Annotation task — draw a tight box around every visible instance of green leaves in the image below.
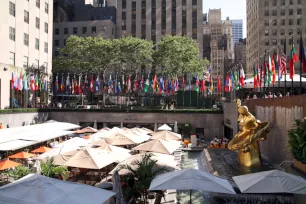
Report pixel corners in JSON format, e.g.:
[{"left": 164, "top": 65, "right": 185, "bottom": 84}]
[
  {"left": 4, "top": 166, "right": 31, "bottom": 180},
  {"left": 288, "top": 119, "right": 306, "bottom": 164},
  {"left": 40, "top": 158, "right": 69, "bottom": 180}
]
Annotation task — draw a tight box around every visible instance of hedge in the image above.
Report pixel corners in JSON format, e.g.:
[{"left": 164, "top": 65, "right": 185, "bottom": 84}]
[{"left": 0, "top": 108, "right": 222, "bottom": 114}]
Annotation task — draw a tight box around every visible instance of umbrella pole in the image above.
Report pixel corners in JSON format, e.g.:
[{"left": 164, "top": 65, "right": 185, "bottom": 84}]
[{"left": 190, "top": 190, "right": 192, "bottom": 204}]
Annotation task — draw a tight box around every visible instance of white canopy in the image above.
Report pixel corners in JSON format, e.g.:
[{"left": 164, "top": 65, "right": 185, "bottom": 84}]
[
  {"left": 158, "top": 124, "right": 172, "bottom": 131},
  {"left": 0, "top": 174, "right": 115, "bottom": 204},
  {"left": 149, "top": 168, "right": 236, "bottom": 194},
  {"left": 244, "top": 74, "right": 306, "bottom": 89},
  {"left": 233, "top": 170, "right": 306, "bottom": 194},
  {"left": 104, "top": 133, "right": 150, "bottom": 146},
  {"left": 132, "top": 139, "right": 181, "bottom": 155}
]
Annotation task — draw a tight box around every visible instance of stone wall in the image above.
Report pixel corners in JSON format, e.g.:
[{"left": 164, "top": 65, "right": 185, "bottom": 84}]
[
  {"left": 0, "top": 112, "right": 50, "bottom": 128},
  {"left": 49, "top": 111, "right": 224, "bottom": 140},
  {"left": 245, "top": 96, "right": 305, "bottom": 164}
]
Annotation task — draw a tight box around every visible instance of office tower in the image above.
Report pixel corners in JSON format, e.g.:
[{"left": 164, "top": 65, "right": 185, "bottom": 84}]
[{"left": 232, "top": 19, "right": 243, "bottom": 44}]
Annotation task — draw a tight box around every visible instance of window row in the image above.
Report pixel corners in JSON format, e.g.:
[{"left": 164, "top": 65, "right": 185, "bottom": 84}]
[
  {"left": 264, "top": 38, "right": 306, "bottom": 46},
  {"left": 9, "top": 1, "right": 49, "bottom": 17},
  {"left": 264, "top": 0, "right": 302, "bottom": 7},
  {"left": 264, "top": 19, "right": 302, "bottom": 26},
  {"left": 54, "top": 26, "right": 104, "bottom": 35},
  {"left": 264, "top": 9, "right": 302, "bottom": 16},
  {"left": 265, "top": 28, "right": 305, "bottom": 36},
  {"left": 122, "top": 0, "right": 197, "bottom": 9},
  {"left": 10, "top": 53, "right": 47, "bottom": 69}
]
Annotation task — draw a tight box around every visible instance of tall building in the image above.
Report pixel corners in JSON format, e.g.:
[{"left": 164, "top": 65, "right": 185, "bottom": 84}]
[
  {"left": 203, "top": 9, "right": 234, "bottom": 97},
  {"left": 235, "top": 38, "right": 246, "bottom": 70},
  {"left": 232, "top": 19, "right": 243, "bottom": 44},
  {"left": 53, "top": 0, "right": 116, "bottom": 57},
  {"left": 0, "top": 0, "right": 53, "bottom": 109},
  {"left": 246, "top": 0, "right": 306, "bottom": 76},
  {"left": 115, "top": 0, "right": 203, "bottom": 57}
]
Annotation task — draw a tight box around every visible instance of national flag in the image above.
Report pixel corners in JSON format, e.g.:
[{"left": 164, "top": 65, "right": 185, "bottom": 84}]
[
  {"left": 239, "top": 65, "right": 245, "bottom": 88},
  {"left": 153, "top": 75, "right": 157, "bottom": 93},
  {"left": 299, "top": 34, "right": 306, "bottom": 73},
  {"left": 90, "top": 74, "right": 94, "bottom": 92},
  {"left": 127, "top": 75, "right": 131, "bottom": 93},
  {"left": 144, "top": 77, "right": 150, "bottom": 93},
  {"left": 74, "top": 78, "right": 78, "bottom": 94},
  {"left": 54, "top": 75, "right": 59, "bottom": 92},
  {"left": 217, "top": 75, "right": 221, "bottom": 92},
  {"left": 168, "top": 78, "right": 172, "bottom": 94},
  {"left": 66, "top": 74, "right": 70, "bottom": 93},
  {"left": 95, "top": 76, "right": 100, "bottom": 92},
  {"left": 271, "top": 55, "right": 276, "bottom": 84},
  {"left": 181, "top": 75, "right": 185, "bottom": 91},
  {"left": 133, "top": 75, "right": 139, "bottom": 92},
  {"left": 84, "top": 75, "right": 88, "bottom": 93},
  {"left": 230, "top": 72, "right": 234, "bottom": 91},
  {"left": 253, "top": 64, "right": 257, "bottom": 88},
  {"left": 18, "top": 72, "right": 23, "bottom": 91},
  {"left": 224, "top": 74, "right": 229, "bottom": 92},
  {"left": 280, "top": 38, "right": 287, "bottom": 80},
  {"left": 78, "top": 75, "right": 82, "bottom": 94},
  {"left": 23, "top": 72, "right": 28, "bottom": 90},
  {"left": 289, "top": 43, "right": 298, "bottom": 79},
  {"left": 71, "top": 77, "right": 75, "bottom": 94},
  {"left": 35, "top": 74, "right": 39, "bottom": 91},
  {"left": 44, "top": 76, "right": 48, "bottom": 92},
  {"left": 201, "top": 78, "right": 206, "bottom": 93},
  {"left": 140, "top": 75, "right": 144, "bottom": 90},
  {"left": 195, "top": 75, "right": 199, "bottom": 92},
  {"left": 11, "top": 71, "right": 14, "bottom": 89},
  {"left": 158, "top": 76, "right": 164, "bottom": 94},
  {"left": 60, "top": 75, "right": 64, "bottom": 92},
  {"left": 108, "top": 75, "right": 113, "bottom": 94},
  {"left": 174, "top": 75, "right": 179, "bottom": 92},
  {"left": 188, "top": 79, "right": 192, "bottom": 91},
  {"left": 209, "top": 75, "right": 213, "bottom": 93},
  {"left": 234, "top": 69, "right": 239, "bottom": 90}
]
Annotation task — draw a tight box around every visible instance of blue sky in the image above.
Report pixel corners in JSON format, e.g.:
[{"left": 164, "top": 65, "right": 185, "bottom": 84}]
[{"left": 203, "top": 0, "right": 247, "bottom": 37}]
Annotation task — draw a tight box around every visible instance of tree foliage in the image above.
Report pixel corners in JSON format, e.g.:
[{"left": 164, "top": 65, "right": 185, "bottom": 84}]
[
  {"left": 288, "top": 119, "right": 306, "bottom": 164},
  {"left": 154, "top": 36, "right": 209, "bottom": 77},
  {"left": 53, "top": 35, "right": 209, "bottom": 77},
  {"left": 41, "top": 158, "right": 69, "bottom": 180},
  {"left": 118, "top": 154, "right": 168, "bottom": 203},
  {"left": 4, "top": 166, "right": 31, "bottom": 180}
]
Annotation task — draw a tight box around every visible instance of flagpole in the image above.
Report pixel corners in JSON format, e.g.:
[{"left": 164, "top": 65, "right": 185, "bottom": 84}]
[
  {"left": 278, "top": 46, "right": 280, "bottom": 90},
  {"left": 182, "top": 74, "right": 185, "bottom": 108},
  {"left": 300, "top": 29, "right": 303, "bottom": 94},
  {"left": 272, "top": 52, "right": 275, "bottom": 98},
  {"left": 259, "top": 57, "right": 262, "bottom": 98},
  {"left": 284, "top": 35, "right": 287, "bottom": 95},
  {"left": 292, "top": 34, "right": 294, "bottom": 95}
]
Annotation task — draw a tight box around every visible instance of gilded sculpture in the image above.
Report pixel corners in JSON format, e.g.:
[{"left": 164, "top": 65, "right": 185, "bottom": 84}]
[{"left": 228, "top": 99, "right": 271, "bottom": 167}]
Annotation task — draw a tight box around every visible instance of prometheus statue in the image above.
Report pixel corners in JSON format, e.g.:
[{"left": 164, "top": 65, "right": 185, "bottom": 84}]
[{"left": 228, "top": 99, "right": 271, "bottom": 167}]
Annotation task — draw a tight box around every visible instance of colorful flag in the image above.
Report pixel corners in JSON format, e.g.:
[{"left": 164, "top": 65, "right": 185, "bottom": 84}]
[
  {"left": 181, "top": 75, "right": 185, "bottom": 91},
  {"left": 289, "top": 43, "right": 298, "bottom": 79},
  {"left": 217, "top": 75, "right": 221, "bottom": 93},
  {"left": 201, "top": 78, "right": 206, "bottom": 93},
  {"left": 209, "top": 75, "right": 213, "bottom": 93},
  {"left": 11, "top": 71, "right": 14, "bottom": 89},
  {"left": 195, "top": 75, "right": 199, "bottom": 92},
  {"left": 90, "top": 74, "right": 94, "bottom": 92},
  {"left": 224, "top": 74, "right": 229, "bottom": 92},
  {"left": 66, "top": 74, "right": 70, "bottom": 93},
  {"left": 34, "top": 74, "right": 38, "bottom": 91},
  {"left": 133, "top": 75, "right": 139, "bottom": 92},
  {"left": 95, "top": 76, "right": 100, "bottom": 92},
  {"left": 234, "top": 69, "right": 239, "bottom": 90},
  {"left": 239, "top": 65, "right": 245, "bottom": 88},
  {"left": 153, "top": 75, "right": 157, "bottom": 93},
  {"left": 23, "top": 72, "right": 28, "bottom": 90},
  {"left": 140, "top": 75, "right": 144, "bottom": 90},
  {"left": 253, "top": 65, "right": 257, "bottom": 88},
  {"left": 299, "top": 34, "right": 306, "bottom": 73},
  {"left": 18, "top": 72, "right": 23, "bottom": 91},
  {"left": 271, "top": 55, "right": 276, "bottom": 84},
  {"left": 54, "top": 75, "right": 58, "bottom": 92},
  {"left": 280, "top": 38, "right": 287, "bottom": 80},
  {"left": 78, "top": 75, "right": 82, "bottom": 94},
  {"left": 60, "top": 75, "right": 64, "bottom": 92},
  {"left": 230, "top": 72, "right": 234, "bottom": 91},
  {"left": 144, "top": 76, "right": 150, "bottom": 93}
]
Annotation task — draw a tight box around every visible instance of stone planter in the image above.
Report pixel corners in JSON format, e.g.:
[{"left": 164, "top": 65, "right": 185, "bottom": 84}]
[{"left": 293, "top": 159, "right": 306, "bottom": 173}]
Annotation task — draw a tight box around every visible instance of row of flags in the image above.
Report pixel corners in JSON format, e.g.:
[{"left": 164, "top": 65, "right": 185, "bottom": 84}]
[
  {"left": 11, "top": 71, "right": 48, "bottom": 92},
  {"left": 224, "top": 65, "right": 245, "bottom": 92},
  {"left": 53, "top": 71, "right": 222, "bottom": 95}
]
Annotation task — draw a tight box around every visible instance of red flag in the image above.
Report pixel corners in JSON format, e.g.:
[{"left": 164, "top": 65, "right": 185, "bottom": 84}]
[
  {"left": 90, "top": 74, "right": 94, "bottom": 92},
  {"left": 289, "top": 43, "right": 298, "bottom": 79},
  {"left": 201, "top": 79, "right": 205, "bottom": 92},
  {"left": 271, "top": 55, "right": 276, "bottom": 84},
  {"left": 217, "top": 75, "right": 221, "bottom": 92},
  {"left": 182, "top": 76, "right": 185, "bottom": 90},
  {"left": 239, "top": 65, "right": 245, "bottom": 87}
]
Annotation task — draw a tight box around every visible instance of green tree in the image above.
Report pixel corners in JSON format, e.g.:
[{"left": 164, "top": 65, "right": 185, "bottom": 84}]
[
  {"left": 288, "top": 119, "right": 306, "bottom": 164},
  {"left": 154, "top": 35, "right": 209, "bottom": 77},
  {"left": 112, "top": 37, "right": 154, "bottom": 75},
  {"left": 118, "top": 154, "right": 168, "bottom": 204},
  {"left": 40, "top": 158, "right": 69, "bottom": 180},
  {"left": 4, "top": 166, "right": 31, "bottom": 180}
]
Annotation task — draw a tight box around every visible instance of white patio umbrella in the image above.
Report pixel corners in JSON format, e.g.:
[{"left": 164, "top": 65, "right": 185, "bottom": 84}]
[
  {"left": 132, "top": 139, "right": 181, "bottom": 155},
  {"left": 53, "top": 147, "right": 131, "bottom": 169},
  {"left": 150, "top": 131, "right": 182, "bottom": 141},
  {"left": 150, "top": 168, "right": 236, "bottom": 203},
  {"left": 104, "top": 133, "right": 150, "bottom": 146},
  {"left": 158, "top": 124, "right": 172, "bottom": 131},
  {"left": 0, "top": 174, "right": 115, "bottom": 204},
  {"left": 233, "top": 170, "right": 306, "bottom": 194}
]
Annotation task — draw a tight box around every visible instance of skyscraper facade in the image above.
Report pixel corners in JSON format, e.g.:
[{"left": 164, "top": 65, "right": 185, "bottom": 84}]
[{"left": 232, "top": 19, "right": 243, "bottom": 44}]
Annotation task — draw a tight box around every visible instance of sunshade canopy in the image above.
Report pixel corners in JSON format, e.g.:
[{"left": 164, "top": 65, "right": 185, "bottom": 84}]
[
  {"left": 92, "top": 139, "right": 131, "bottom": 154},
  {"left": 158, "top": 124, "right": 172, "bottom": 131},
  {"left": 149, "top": 168, "right": 236, "bottom": 194},
  {"left": 132, "top": 139, "right": 181, "bottom": 155},
  {"left": 233, "top": 170, "right": 306, "bottom": 194},
  {"left": 75, "top": 127, "right": 98, "bottom": 134},
  {"left": 110, "top": 153, "right": 177, "bottom": 175},
  {"left": 31, "top": 146, "right": 52, "bottom": 153},
  {"left": 8, "top": 152, "right": 36, "bottom": 159},
  {"left": 0, "top": 159, "right": 21, "bottom": 170},
  {"left": 0, "top": 174, "right": 115, "bottom": 204},
  {"left": 55, "top": 137, "right": 89, "bottom": 148},
  {"left": 53, "top": 147, "right": 131, "bottom": 169},
  {"left": 104, "top": 133, "right": 150, "bottom": 146},
  {"left": 150, "top": 131, "right": 182, "bottom": 141}
]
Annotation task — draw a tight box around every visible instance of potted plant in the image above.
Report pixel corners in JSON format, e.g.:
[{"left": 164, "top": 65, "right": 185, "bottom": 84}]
[{"left": 288, "top": 119, "right": 306, "bottom": 172}]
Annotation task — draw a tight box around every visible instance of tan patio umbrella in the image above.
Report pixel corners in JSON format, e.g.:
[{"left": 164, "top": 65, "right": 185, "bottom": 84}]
[
  {"left": 104, "top": 133, "right": 150, "bottom": 146},
  {"left": 131, "top": 127, "right": 151, "bottom": 135},
  {"left": 75, "top": 127, "right": 98, "bottom": 134},
  {"left": 150, "top": 131, "right": 182, "bottom": 141},
  {"left": 109, "top": 153, "right": 177, "bottom": 175},
  {"left": 141, "top": 127, "right": 154, "bottom": 134},
  {"left": 53, "top": 147, "right": 131, "bottom": 169},
  {"left": 92, "top": 139, "right": 131, "bottom": 154},
  {"left": 132, "top": 139, "right": 181, "bottom": 155}
]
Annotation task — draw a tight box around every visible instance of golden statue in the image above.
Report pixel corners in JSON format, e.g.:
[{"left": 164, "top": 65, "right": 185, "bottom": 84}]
[{"left": 228, "top": 99, "right": 271, "bottom": 167}]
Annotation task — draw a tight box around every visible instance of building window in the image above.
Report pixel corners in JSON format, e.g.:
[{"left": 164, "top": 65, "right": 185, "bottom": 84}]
[
  {"left": 122, "top": 0, "right": 126, "bottom": 9},
  {"left": 289, "top": 19, "right": 293, "bottom": 25},
  {"left": 55, "top": 40, "right": 59, "bottom": 46},
  {"left": 24, "top": 33, "right": 29, "bottom": 46},
  {"left": 289, "top": 9, "right": 293, "bottom": 15},
  {"left": 64, "top": 28, "right": 68, "bottom": 34},
  {"left": 35, "top": 38, "right": 40, "bottom": 50},
  {"left": 297, "top": 9, "right": 302, "bottom": 15},
  {"left": 280, "top": 10, "right": 285, "bottom": 16},
  {"left": 192, "top": 34, "right": 197, "bottom": 39},
  {"left": 9, "top": 2, "right": 15, "bottom": 16},
  {"left": 36, "top": 17, "right": 40, "bottom": 29},
  {"left": 36, "top": 0, "right": 40, "bottom": 8},
  {"left": 9, "top": 27, "right": 15, "bottom": 41},
  {"left": 264, "top": 20, "right": 269, "bottom": 26},
  {"left": 142, "top": 0, "right": 146, "bottom": 8},
  {"left": 281, "top": 0, "right": 285, "bottom": 6},
  {"left": 297, "top": 29, "right": 301, "bottom": 35},
  {"left": 264, "top": 0, "right": 269, "bottom": 6},
  {"left": 288, "top": 29, "right": 293, "bottom": 35},
  {"left": 9, "top": 52, "right": 15, "bottom": 66},
  {"left": 142, "top": 10, "right": 146, "bottom": 19},
  {"left": 23, "top": 56, "right": 28, "bottom": 69},
  {"left": 45, "top": 22, "right": 48, "bottom": 33},
  {"left": 289, "top": 0, "right": 293, "bottom": 5},
  {"left": 182, "top": 0, "right": 186, "bottom": 6},
  {"left": 122, "top": 12, "right": 126, "bottom": 20},
  {"left": 45, "top": 2, "right": 48, "bottom": 14},
  {"left": 272, "top": 0, "right": 277, "bottom": 6},
  {"left": 272, "top": 40, "right": 277, "bottom": 45},
  {"left": 272, "top": 20, "right": 277, "bottom": 26},
  {"left": 73, "top": 27, "right": 78, "bottom": 34},
  {"left": 100, "top": 26, "right": 106, "bottom": 32},
  {"left": 265, "top": 40, "right": 269, "bottom": 46},
  {"left": 35, "top": 59, "right": 39, "bottom": 68},
  {"left": 264, "top": 10, "right": 269, "bottom": 16},
  {"left": 272, "top": 10, "right": 277, "bottom": 16},
  {"left": 281, "top": 19, "right": 285, "bottom": 26},
  {"left": 265, "top": 30, "right": 269, "bottom": 36},
  {"left": 44, "top": 42, "right": 48, "bottom": 53},
  {"left": 82, "top": 27, "right": 87, "bottom": 34},
  {"left": 92, "top": 26, "right": 96, "bottom": 33},
  {"left": 24, "top": 10, "right": 29, "bottom": 23},
  {"left": 55, "top": 28, "right": 59, "bottom": 35},
  {"left": 122, "top": 25, "right": 126, "bottom": 30},
  {"left": 280, "top": 29, "right": 285, "bottom": 35},
  {"left": 297, "top": 19, "right": 302, "bottom": 25},
  {"left": 55, "top": 51, "right": 59, "bottom": 57},
  {"left": 272, "top": 30, "right": 277, "bottom": 36},
  {"left": 298, "top": 0, "right": 302, "bottom": 4},
  {"left": 192, "top": 0, "right": 197, "bottom": 5}
]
